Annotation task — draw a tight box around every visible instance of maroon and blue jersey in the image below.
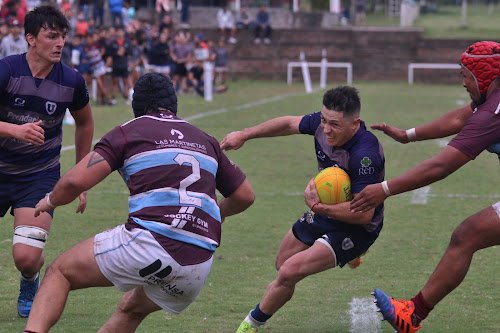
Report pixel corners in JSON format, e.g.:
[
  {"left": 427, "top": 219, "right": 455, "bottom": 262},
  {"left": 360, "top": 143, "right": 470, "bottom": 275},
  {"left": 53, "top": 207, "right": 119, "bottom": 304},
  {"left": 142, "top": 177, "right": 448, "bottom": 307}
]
[
  {"left": 450, "top": 88, "right": 500, "bottom": 161},
  {"left": 94, "top": 112, "right": 246, "bottom": 263},
  {"left": 0, "top": 54, "right": 89, "bottom": 181},
  {"left": 299, "top": 111, "right": 385, "bottom": 233}
]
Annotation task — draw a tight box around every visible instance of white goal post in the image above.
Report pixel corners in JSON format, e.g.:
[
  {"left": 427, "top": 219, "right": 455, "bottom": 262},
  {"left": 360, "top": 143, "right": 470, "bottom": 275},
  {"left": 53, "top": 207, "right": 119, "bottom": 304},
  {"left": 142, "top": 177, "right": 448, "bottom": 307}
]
[{"left": 408, "top": 63, "right": 461, "bottom": 85}]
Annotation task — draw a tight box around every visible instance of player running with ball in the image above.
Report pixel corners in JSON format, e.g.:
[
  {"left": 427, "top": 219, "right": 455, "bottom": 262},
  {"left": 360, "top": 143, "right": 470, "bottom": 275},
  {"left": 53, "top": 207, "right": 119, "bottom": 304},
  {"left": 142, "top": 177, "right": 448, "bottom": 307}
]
[
  {"left": 350, "top": 41, "right": 500, "bottom": 333},
  {"left": 221, "top": 86, "right": 386, "bottom": 332}
]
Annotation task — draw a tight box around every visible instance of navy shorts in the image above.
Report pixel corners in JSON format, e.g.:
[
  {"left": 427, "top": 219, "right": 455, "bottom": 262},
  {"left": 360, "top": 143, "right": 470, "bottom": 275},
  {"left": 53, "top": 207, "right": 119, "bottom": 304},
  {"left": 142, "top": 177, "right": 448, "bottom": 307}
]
[
  {"left": 292, "top": 212, "right": 382, "bottom": 268},
  {"left": 0, "top": 176, "right": 59, "bottom": 218}
]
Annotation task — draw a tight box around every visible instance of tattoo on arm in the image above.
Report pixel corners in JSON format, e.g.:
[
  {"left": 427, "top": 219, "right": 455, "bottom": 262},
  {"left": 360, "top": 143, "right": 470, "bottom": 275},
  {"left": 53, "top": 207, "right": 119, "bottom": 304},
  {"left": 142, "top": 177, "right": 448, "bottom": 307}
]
[{"left": 87, "top": 152, "right": 105, "bottom": 168}]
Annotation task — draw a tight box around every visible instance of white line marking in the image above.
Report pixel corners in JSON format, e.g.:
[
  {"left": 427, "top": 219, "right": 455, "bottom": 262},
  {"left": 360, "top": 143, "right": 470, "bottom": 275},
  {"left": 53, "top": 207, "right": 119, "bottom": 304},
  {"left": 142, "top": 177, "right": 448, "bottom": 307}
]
[
  {"left": 411, "top": 186, "right": 431, "bottom": 204},
  {"left": 436, "top": 139, "right": 449, "bottom": 148},
  {"left": 348, "top": 297, "right": 381, "bottom": 333},
  {"left": 1, "top": 239, "right": 11, "bottom": 243}
]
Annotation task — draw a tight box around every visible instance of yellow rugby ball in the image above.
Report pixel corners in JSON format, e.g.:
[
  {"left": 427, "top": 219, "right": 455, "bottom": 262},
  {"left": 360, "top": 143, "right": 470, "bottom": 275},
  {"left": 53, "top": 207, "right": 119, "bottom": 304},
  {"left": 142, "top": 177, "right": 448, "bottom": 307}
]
[{"left": 314, "top": 167, "right": 352, "bottom": 204}]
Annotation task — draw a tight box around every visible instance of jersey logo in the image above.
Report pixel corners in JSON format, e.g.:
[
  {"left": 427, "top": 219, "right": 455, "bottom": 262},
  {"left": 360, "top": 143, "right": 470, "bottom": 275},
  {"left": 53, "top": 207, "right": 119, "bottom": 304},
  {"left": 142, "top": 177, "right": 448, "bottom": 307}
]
[
  {"left": 45, "top": 101, "right": 57, "bottom": 115},
  {"left": 359, "top": 156, "right": 375, "bottom": 175},
  {"left": 14, "top": 97, "right": 25, "bottom": 106},
  {"left": 171, "top": 129, "right": 184, "bottom": 139}
]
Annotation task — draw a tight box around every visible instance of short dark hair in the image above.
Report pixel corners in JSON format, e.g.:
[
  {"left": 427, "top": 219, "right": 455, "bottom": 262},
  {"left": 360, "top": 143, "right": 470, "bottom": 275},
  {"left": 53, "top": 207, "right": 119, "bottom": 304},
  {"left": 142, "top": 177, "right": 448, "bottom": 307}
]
[
  {"left": 24, "top": 5, "right": 70, "bottom": 38},
  {"left": 322, "top": 86, "right": 361, "bottom": 118}
]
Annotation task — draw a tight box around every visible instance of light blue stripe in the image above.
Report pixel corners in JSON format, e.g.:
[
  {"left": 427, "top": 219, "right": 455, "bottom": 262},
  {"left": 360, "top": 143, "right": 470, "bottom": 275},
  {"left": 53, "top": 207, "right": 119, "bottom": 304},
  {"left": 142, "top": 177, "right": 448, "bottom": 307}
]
[
  {"left": 129, "top": 190, "right": 221, "bottom": 221},
  {"left": 94, "top": 229, "right": 144, "bottom": 256},
  {"left": 132, "top": 217, "right": 217, "bottom": 252},
  {"left": 120, "top": 152, "right": 218, "bottom": 182}
]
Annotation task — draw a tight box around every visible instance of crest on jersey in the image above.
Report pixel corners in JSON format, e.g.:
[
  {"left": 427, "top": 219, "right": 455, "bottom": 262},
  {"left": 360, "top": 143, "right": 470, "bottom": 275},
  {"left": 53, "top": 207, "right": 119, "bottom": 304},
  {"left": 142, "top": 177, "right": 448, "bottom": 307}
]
[
  {"left": 342, "top": 237, "right": 354, "bottom": 250},
  {"left": 45, "top": 101, "right": 57, "bottom": 115}
]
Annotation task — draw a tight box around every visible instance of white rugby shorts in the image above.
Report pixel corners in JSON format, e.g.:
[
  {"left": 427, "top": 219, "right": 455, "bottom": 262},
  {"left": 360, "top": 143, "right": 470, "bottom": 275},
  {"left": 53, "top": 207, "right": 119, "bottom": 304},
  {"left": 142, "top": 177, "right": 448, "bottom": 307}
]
[{"left": 94, "top": 225, "right": 213, "bottom": 314}]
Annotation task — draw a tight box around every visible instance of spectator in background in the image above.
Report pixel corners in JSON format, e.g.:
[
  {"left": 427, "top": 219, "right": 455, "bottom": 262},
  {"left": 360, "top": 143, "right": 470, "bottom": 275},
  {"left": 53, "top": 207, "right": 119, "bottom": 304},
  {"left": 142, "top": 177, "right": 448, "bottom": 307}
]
[
  {"left": 180, "top": 0, "right": 190, "bottom": 28},
  {"left": 84, "top": 31, "right": 113, "bottom": 105},
  {"left": 355, "top": 0, "right": 366, "bottom": 25},
  {"left": 93, "top": 0, "right": 104, "bottom": 26},
  {"left": 71, "top": 34, "right": 85, "bottom": 71},
  {"left": 1, "top": 0, "right": 27, "bottom": 25},
  {"left": 155, "top": 0, "right": 169, "bottom": 21},
  {"left": 75, "top": 11, "right": 88, "bottom": 36},
  {"left": 109, "top": 0, "right": 124, "bottom": 27},
  {"left": 108, "top": 26, "right": 131, "bottom": 103},
  {"left": 236, "top": 6, "right": 251, "bottom": 29},
  {"left": 0, "top": 20, "right": 27, "bottom": 58},
  {"left": 214, "top": 38, "right": 228, "bottom": 85},
  {"left": 122, "top": 1, "right": 134, "bottom": 27},
  {"left": 159, "top": 13, "right": 174, "bottom": 35},
  {"left": 77, "top": 0, "right": 91, "bottom": 20},
  {"left": 216, "top": 5, "right": 237, "bottom": 44},
  {"left": 171, "top": 31, "right": 192, "bottom": 93},
  {"left": 254, "top": 5, "right": 271, "bottom": 44},
  {"left": 60, "top": 0, "right": 71, "bottom": 12},
  {"left": 128, "top": 33, "right": 145, "bottom": 88},
  {"left": 147, "top": 31, "right": 172, "bottom": 78}
]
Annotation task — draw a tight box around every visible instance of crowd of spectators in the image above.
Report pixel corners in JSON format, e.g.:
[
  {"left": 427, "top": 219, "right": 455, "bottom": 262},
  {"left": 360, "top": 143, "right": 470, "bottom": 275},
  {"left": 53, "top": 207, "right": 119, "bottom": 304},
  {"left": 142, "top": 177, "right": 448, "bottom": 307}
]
[{"left": 0, "top": 0, "right": 276, "bottom": 103}]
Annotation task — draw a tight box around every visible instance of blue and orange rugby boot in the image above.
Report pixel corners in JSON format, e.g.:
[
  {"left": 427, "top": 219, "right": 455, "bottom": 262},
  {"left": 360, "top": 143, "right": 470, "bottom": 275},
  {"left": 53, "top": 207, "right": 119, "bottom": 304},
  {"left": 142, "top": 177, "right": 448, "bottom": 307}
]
[{"left": 372, "top": 288, "right": 421, "bottom": 333}]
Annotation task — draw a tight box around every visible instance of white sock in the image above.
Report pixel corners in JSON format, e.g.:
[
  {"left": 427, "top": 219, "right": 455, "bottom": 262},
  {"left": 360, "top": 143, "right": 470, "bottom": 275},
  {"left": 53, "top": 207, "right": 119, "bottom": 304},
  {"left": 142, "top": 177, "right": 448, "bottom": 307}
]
[{"left": 245, "top": 311, "right": 265, "bottom": 328}]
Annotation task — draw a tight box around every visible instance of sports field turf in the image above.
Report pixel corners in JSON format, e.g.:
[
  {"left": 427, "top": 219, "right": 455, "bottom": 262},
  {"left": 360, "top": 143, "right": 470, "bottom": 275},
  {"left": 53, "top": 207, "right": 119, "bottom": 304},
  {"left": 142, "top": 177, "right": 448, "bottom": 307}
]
[{"left": 0, "top": 80, "right": 498, "bottom": 332}]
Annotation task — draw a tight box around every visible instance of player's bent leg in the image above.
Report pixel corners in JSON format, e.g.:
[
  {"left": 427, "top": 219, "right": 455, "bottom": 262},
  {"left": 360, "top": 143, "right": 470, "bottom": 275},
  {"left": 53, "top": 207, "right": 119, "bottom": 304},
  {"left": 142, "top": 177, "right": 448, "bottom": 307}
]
[
  {"left": 260, "top": 240, "right": 336, "bottom": 316},
  {"left": 13, "top": 207, "right": 52, "bottom": 318},
  {"left": 99, "top": 286, "right": 162, "bottom": 333},
  {"left": 25, "top": 236, "right": 113, "bottom": 333},
  {"left": 274, "top": 229, "right": 309, "bottom": 270},
  {"left": 422, "top": 204, "right": 500, "bottom": 307}
]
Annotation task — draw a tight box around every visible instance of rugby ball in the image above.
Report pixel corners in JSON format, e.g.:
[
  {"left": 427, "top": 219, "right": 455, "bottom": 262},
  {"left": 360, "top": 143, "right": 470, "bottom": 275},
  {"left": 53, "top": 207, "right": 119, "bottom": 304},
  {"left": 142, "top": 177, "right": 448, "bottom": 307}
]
[{"left": 313, "top": 167, "right": 352, "bottom": 204}]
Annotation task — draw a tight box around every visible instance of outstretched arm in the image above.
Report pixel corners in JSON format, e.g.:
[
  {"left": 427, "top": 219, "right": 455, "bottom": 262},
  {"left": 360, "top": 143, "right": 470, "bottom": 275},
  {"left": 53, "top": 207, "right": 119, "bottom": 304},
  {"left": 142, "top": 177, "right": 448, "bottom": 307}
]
[
  {"left": 350, "top": 145, "right": 471, "bottom": 212},
  {"left": 371, "top": 104, "right": 473, "bottom": 144},
  {"left": 220, "top": 115, "right": 302, "bottom": 150},
  {"left": 34, "top": 151, "right": 112, "bottom": 217}
]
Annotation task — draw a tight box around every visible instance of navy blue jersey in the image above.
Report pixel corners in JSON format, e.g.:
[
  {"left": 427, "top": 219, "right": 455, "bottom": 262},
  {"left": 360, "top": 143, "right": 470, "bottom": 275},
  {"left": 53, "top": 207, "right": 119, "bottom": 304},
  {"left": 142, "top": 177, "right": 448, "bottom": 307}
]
[
  {"left": 299, "top": 111, "right": 385, "bottom": 232},
  {"left": 0, "top": 54, "right": 89, "bottom": 181}
]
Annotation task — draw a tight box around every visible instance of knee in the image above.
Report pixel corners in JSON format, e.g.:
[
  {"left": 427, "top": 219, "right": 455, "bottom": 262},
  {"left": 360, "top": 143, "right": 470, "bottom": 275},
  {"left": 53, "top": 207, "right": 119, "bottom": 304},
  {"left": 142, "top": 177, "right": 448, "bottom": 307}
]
[
  {"left": 276, "top": 262, "right": 302, "bottom": 286},
  {"left": 449, "top": 216, "right": 478, "bottom": 250},
  {"left": 13, "top": 250, "right": 43, "bottom": 273}
]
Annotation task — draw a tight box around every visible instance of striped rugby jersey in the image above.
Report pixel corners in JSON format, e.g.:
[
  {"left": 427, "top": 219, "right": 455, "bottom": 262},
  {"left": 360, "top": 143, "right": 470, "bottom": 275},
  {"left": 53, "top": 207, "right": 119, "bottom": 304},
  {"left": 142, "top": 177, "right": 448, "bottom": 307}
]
[
  {"left": 94, "top": 112, "right": 246, "bottom": 264},
  {"left": 0, "top": 53, "right": 89, "bottom": 181}
]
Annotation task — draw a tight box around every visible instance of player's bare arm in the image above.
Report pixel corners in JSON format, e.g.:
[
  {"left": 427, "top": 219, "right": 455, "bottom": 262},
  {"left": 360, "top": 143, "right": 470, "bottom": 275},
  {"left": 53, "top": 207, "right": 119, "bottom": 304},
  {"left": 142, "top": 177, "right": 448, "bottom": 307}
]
[
  {"left": 34, "top": 151, "right": 112, "bottom": 217},
  {"left": 371, "top": 104, "right": 473, "bottom": 144},
  {"left": 220, "top": 116, "right": 302, "bottom": 150},
  {"left": 304, "top": 178, "right": 374, "bottom": 225},
  {"left": 71, "top": 102, "right": 94, "bottom": 213},
  {"left": 0, "top": 120, "right": 45, "bottom": 145},
  {"left": 350, "top": 145, "right": 471, "bottom": 212},
  {"left": 218, "top": 179, "right": 255, "bottom": 222}
]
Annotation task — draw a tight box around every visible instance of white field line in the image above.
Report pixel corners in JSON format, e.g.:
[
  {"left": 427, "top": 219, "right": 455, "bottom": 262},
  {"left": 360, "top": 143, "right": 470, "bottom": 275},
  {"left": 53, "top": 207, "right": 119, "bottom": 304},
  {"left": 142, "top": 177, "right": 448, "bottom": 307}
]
[
  {"left": 347, "top": 297, "right": 381, "bottom": 333},
  {"left": 411, "top": 186, "right": 431, "bottom": 204},
  {"left": 61, "top": 88, "right": 321, "bottom": 152}
]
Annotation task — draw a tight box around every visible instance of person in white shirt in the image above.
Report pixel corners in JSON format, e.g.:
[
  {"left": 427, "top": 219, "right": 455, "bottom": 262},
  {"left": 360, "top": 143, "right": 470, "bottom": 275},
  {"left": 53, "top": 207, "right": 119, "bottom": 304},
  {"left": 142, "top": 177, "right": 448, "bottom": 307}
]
[
  {"left": 216, "top": 6, "right": 237, "bottom": 44},
  {"left": 0, "top": 20, "right": 27, "bottom": 58}
]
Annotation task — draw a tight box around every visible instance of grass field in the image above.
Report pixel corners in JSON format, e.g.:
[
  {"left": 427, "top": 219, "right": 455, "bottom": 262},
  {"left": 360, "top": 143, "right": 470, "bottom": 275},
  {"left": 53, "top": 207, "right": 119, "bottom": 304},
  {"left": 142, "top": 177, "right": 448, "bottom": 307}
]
[
  {"left": 366, "top": 4, "right": 500, "bottom": 39},
  {"left": 0, "top": 79, "right": 499, "bottom": 332}
]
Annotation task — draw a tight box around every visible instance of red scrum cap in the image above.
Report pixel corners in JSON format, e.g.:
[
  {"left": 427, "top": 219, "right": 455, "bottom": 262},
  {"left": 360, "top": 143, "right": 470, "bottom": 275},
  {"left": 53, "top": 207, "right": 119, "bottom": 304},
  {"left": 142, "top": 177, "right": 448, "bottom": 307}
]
[{"left": 461, "top": 41, "right": 500, "bottom": 95}]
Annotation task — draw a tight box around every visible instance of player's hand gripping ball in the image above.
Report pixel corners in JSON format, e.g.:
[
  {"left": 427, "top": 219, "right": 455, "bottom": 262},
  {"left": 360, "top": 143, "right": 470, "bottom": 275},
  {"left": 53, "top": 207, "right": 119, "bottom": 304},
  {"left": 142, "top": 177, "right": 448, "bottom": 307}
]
[{"left": 313, "top": 167, "right": 352, "bottom": 204}]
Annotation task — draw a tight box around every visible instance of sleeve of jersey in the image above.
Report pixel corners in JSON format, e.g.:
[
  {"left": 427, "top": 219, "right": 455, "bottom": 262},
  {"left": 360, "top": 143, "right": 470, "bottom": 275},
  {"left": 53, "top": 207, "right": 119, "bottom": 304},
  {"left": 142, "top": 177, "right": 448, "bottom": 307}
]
[
  {"left": 0, "top": 60, "right": 12, "bottom": 92},
  {"left": 68, "top": 72, "right": 90, "bottom": 112},
  {"left": 93, "top": 126, "right": 126, "bottom": 171},
  {"left": 348, "top": 150, "right": 384, "bottom": 194},
  {"left": 215, "top": 151, "right": 247, "bottom": 198},
  {"left": 298, "top": 112, "right": 321, "bottom": 135},
  {"left": 448, "top": 111, "right": 500, "bottom": 160}
]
